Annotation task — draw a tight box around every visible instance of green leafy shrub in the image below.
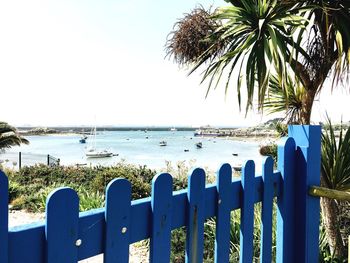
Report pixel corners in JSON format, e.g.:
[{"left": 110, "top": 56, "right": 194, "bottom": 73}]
[
  {"left": 8, "top": 181, "right": 22, "bottom": 202},
  {"left": 7, "top": 162, "right": 157, "bottom": 212}
]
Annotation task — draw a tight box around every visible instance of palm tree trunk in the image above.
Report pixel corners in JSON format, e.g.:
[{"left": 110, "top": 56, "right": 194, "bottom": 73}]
[
  {"left": 320, "top": 196, "right": 346, "bottom": 258},
  {"left": 300, "top": 88, "right": 316, "bottom": 124}
]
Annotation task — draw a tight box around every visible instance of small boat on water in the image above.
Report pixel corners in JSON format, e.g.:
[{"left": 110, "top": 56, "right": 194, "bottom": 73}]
[
  {"left": 195, "top": 142, "right": 203, "bottom": 149},
  {"left": 159, "top": 141, "right": 167, "bottom": 146},
  {"left": 79, "top": 136, "right": 88, "bottom": 144},
  {"left": 232, "top": 163, "right": 242, "bottom": 171},
  {"left": 85, "top": 126, "right": 113, "bottom": 158},
  {"left": 86, "top": 149, "right": 113, "bottom": 158}
]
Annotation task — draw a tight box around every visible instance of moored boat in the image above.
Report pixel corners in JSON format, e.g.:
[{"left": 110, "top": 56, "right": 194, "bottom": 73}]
[
  {"left": 86, "top": 149, "right": 113, "bottom": 158},
  {"left": 85, "top": 126, "right": 113, "bottom": 158},
  {"left": 159, "top": 141, "right": 167, "bottom": 146},
  {"left": 79, "top": 136, "right": 88, "bottom": 143},
  {"left": 232, "top": 163, "right": 242, "bottom": 171},
  {"left": 195, "top": 142, "right": 203, "bottom": 148}
]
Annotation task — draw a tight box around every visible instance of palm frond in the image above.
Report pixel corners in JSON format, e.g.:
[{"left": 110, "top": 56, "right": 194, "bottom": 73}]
[
  {"left": 261, "top": 73, "right": 305, "bottom": 123},
  {"left": 0, "top": 122, "right": 29, "bottom": 150},
  {"left": 321, "top": 117, "right": 350, "bottom": 191}
]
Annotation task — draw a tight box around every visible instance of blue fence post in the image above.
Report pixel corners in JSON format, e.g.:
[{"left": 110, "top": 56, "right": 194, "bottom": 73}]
[
  {"left": 240, "top": 160, "right": 255, "bottom": 263},
  {"left": 214, "top": 163, "right": 232, "bottom": 263},
  {"left": 276, "top": 137, "right": 296, "bottom": 263},
  {"left": 260, "top": 157, "right": 274, "bottom": 263},
  {"left": 105, "top": 178, "right": 131, "bottom": 263},
  {"left": 46, "top": 187, "right": 80, "bottom": 263},
  {"left": 185, "top": 168, "right": 205, "bottom": 263},
  {"left": 0, "top": 171, "right": 8, "bottom": 263},
  {"left": 288, "top": 125, "right": 321, "bottom": 263},
  {"left": 150, "top": 173, "right": 173, "bottom": 263}
]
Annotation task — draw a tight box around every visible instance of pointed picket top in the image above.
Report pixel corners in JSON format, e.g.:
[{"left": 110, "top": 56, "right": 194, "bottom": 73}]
[
  {"left": 46, "top": 187, "right": 79, "bottom": 263},
  {"left": 150, "top": 173, "right": 173, "bottom": 263},
  {"left": 215, "top": 163, "right": 232, "bottom": 263},
  {"left": 105, "top": 178, "right": 131, "bottom": 263},
  {"left": 0, "top": 171, "right": 8, "bottom": 263}
]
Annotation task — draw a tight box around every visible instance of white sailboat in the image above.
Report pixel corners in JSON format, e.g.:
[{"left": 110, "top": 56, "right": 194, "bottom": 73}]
[{"left": 85, "top": 126, "right": 113, "bottom": 158}]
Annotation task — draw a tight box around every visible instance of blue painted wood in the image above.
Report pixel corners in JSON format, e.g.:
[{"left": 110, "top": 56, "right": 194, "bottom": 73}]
[
  {"left": 240, "top": 160, "right": 255, "bottom": 263},
  {"left": 46, "top": 187, "right": 79, "bottom": 263},
  {"left": 104, "top": 178, "right": 131, "bottom": 263},
  {"left": 260, "top": 157, "right": 274, "bottom": 263},
  {"left": 288, "top": 125, "right": 321, "bottom": 263},
  {"left": 0, "top": 171, "right": 8, "bottom": 263},
  {"left": 8, "top": 172, "right": 282, "bottom": 262},
  {"left": 214, "top": 163, "right": 232, "bottom": 263},
  {"left": 150, "top": 173, "right": 173, "bottom": 263},
  {"left": 186, "top": 168, "right": 206, "bottom": 263},
  {"left": 276, "top": 137, "right": 296, "bottom": 263}
]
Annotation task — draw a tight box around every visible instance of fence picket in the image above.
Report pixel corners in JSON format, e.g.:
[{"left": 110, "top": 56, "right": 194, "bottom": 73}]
[
  {"left": 289, "top": 125, "right": 321, "bottom": 263},
  {"left": 186, "top": 168, "right": 206, "bottom": 263},
  {"left": 0, "top": 171, "right": 8, "bottom": 263},
  {"left": 214, "top": 163, "right": 232, "bottom": 263},
  {"left": 150, "top": 173, "right": 173, "bottom": 263},
  {"left": 104, "top": 178, "right": 131, "bottom": 263},
  {"left": 240, "top": 160, "right": 255, "bottom": 263},
  {"left": 260, "top": 157, "right": 274, "bottom": 263},
  {"left": 46, "top": 187, "right": 79, "bottom": 263},
  {"left": 276, "top": 137, "right": 296, "bottom": 263}
]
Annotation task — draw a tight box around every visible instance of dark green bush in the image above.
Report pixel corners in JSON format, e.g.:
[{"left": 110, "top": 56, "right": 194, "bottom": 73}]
[{"left": 6, "top": 162, "right": 157, "bottom": 212}]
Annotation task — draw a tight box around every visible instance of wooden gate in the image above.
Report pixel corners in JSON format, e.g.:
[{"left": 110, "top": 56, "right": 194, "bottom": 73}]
[{"left": 0, "top": 125, "right": 321, "bottom": 262}]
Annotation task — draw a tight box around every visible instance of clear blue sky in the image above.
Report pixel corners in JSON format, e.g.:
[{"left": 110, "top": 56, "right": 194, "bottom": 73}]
[{"left": 0, "top": 0, "right": 348, "bottom": 127}]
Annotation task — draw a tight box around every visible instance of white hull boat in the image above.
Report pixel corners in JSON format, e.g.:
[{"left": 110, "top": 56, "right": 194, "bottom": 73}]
[
  {"left": 86, "top": 149, "right": 113, "bottom": 158},
  {"left": 85, "top": 126, "right": 114, "bottom": 158}
]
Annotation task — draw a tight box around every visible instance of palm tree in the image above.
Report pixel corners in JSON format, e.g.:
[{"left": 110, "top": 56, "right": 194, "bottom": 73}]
[
  {"left": 166, "top": 0, "right": 350, "bottom": 258},
  {"left": 166, "top": 0, "right": 350, "bottom": 123},
  {"left": 0, "top": 122, "right": 29, "bottom": 150}
]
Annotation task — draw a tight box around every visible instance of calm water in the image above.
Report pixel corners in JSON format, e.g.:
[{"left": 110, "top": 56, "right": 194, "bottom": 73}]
[{"left": 0, "top": 131, "right": 265, "bottom": 172}]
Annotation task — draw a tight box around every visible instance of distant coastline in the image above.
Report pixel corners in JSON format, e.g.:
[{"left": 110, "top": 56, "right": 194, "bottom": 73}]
[
  {"left": 17, "top": 126, "right": 197, "bottom": 135},
  {"left": 17, "top": 125, "right": 279, "bottom": 142}
]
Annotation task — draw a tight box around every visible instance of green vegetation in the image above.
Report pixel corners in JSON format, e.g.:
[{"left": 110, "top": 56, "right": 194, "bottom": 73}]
[
  {"left": 6, "top": 162, "right": 156, "bottom": 212},
  {"left": 0, "top": 122, "right": 29, "bottom": 150}
]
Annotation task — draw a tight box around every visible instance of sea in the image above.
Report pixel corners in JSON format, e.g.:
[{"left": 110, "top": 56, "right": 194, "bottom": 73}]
[{"left": 0, "top": 130, "right": 266, "bottom": 173}]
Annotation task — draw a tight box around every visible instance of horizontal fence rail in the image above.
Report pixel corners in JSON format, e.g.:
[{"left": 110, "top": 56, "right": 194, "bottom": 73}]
[
  {"left": 0, "top": 125, "right": 321, "bottom": 263},
  {"left": 7, "top": 167, "right": 282, "bottom": 262}
]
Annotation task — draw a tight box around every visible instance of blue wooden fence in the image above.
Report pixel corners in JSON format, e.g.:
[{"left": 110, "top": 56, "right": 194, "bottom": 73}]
[{"left": 0, "top": 125, "right": 321, "bottom": 262}]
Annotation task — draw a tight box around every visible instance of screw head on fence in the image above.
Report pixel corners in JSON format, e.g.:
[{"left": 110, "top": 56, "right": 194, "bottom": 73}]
[{"left": 75, "top": 239, "right": 82, "bottom": 247}]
